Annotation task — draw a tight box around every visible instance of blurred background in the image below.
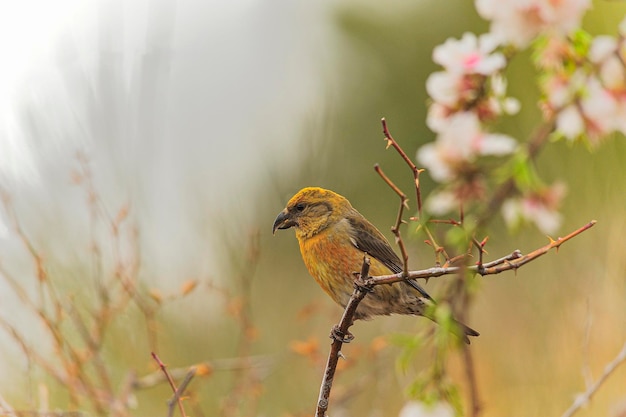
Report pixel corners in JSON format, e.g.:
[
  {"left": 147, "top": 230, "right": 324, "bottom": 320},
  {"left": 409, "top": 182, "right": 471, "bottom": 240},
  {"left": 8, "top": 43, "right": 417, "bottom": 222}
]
[{"left": 0, "top": 0, "right": 625, "bottom": 416}]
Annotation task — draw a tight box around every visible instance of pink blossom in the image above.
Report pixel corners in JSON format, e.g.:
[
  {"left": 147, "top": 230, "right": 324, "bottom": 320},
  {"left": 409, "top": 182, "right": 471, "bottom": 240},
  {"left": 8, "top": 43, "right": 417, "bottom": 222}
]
[
  {"left": 502, "top": 183, "right": 566, "bottom": 234},
  {"left": 586, "top": 34, "right": 626, "bottom": 136},
  {"left": 425, "top": 71, "right": 519, "bottom": 131},
  {"left": 433, "top": 32, "right": 505, "bottom": 75},
  {"left": 589, "top": 36, "right": 626, "bottom": 91},
  {"left": 425, "top": 34, "right": 519, "bottom": 131},
  {"left": 544, "top": 71, "right": 583, "bottom": 109},
  {"left": 535, "top": 36, "right": 575, "bottom": 70},
  {"left": 547, "top": 71, "right": 624, "bottom": 143},
  {"left": 580, "top": 78, "right": 622, "bottom": 142},
  {"left": 598, "top": 57, "right": 626, "bottom": 91},
  {"left": 561, "top": 77, "right": 620, "bottom": 143},
  {"left": 425, "top": 71, "right": 487, "bottom": 120},
  {"left": 417, "top": 112, "right": 516, "bottom": 182},
  {"left": 476, "top": 0, "right": 591, "bottom": 48},
  {"left": 555, "top": 104, "right": 585, "bottom": 139}
]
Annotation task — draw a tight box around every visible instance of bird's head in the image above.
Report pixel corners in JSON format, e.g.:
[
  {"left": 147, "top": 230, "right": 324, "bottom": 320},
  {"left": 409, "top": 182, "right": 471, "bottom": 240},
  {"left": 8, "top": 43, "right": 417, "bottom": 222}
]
[{"left": 272, "top": 187, "right": 352, "bottom": 239}]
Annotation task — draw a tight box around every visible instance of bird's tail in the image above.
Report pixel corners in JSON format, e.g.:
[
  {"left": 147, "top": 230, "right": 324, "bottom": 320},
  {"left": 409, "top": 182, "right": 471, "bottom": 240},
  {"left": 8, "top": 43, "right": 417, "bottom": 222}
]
[
  {"left": 421, "top": 303, "right": 480, "bottom": 344},
  {"left": 456, "top": 320, "right": 480, "bottom": 344}
]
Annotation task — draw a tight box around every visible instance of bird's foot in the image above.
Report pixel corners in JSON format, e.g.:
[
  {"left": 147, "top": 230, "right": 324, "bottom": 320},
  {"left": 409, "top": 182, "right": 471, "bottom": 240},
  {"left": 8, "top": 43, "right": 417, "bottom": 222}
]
[
  {"left": 330, "top": 325, "right": 354, "bottom": 343},
  {"left": 353, "top": 280, "right": 373, "bottom": 293}
]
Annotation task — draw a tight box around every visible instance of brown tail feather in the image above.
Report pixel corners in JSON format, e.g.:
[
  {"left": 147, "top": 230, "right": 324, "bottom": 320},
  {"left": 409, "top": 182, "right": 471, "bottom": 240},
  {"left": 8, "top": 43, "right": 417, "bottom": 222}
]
[{"left": 456, "top": 320, "right": 480, "bottom": 344}]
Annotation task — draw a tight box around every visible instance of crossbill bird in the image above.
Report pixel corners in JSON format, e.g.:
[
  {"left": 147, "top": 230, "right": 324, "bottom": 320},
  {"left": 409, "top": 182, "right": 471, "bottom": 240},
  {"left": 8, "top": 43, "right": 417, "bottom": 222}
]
[{"left": 273, "top": 187, "right": 479, "bottom": 343}]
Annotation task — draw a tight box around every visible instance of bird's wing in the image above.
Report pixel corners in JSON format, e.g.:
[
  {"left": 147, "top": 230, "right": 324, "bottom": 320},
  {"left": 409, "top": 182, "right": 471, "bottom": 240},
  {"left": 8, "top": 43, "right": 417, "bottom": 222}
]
[
  {"left": 347, "top": 216, "right": 403, "bottom": 273},
  {"left": 347, "top": 215, "right": 434, "bottom": 301}
]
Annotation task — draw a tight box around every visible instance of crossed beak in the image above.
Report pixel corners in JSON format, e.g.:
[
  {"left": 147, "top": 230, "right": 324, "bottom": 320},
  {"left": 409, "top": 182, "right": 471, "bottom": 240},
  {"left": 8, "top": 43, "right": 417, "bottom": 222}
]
[{"left": 272, "top": 209, "right": 296, "bottom": 234}]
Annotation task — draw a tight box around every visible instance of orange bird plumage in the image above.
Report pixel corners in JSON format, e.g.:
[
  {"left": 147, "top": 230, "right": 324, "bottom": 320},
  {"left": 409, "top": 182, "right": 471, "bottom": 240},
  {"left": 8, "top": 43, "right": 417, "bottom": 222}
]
[{"left": 272, "top": 187, "right": 479, "bottom": 343}]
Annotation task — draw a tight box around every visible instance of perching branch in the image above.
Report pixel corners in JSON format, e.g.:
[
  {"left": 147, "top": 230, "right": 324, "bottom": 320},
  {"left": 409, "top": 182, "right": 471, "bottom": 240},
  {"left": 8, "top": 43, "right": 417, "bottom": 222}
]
[
  {"left": 365, "top": 220, "right": 596, "bottom": 286},
  {"left": 315, "top": 220, "right": 595, "bottom": 416},
  {"left": 315, "top": 257, "right": 372, "bottom": 417}
]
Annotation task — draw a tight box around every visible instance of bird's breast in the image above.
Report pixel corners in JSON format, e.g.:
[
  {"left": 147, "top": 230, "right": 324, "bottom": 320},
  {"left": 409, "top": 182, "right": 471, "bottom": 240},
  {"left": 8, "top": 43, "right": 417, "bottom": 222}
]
[{"left": 297, "top": 230, "right": 362, "bottom": 305}]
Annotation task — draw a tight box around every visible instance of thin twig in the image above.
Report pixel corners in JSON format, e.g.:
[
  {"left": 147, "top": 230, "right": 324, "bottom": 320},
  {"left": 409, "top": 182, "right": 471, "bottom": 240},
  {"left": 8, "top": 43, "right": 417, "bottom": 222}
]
[
  {"left": 472, "top": 237, "right": 488, "bottom": 275},
  {"left": 0, "top": 318, "right": 68, "bottom": 386},
  {"left": 167, "top": 369, "right": 196, "bottom": 417},
  {"left": 151, "top": 352, "right": 188, "bottom": 417},
  {"left": 375, "top": 164, "right": 410, "bottom": 276},
  {"left": 1, "top": 195, "right": 106, "bottom": 413},
  {"left": 66, "top": 303, "right": 113, "bottom": 395},
  {"left": 422, "top": 223, "right": 450, "bottom": 266},
  {"left": 134, "top": 355, "right": 274, "bottom": 389},
  {"left": 561, "top": 341, "right": 626, "bottom": 417},
  {"left": 381, "top": 118, "right": 423, "bottom": 217}
]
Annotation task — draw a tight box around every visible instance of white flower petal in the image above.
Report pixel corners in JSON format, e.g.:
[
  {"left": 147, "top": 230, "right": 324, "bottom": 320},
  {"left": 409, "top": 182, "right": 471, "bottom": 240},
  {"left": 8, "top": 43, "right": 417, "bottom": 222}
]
[
  {"left": 478, "top": 32, "right": 502, "bottom": 54},
  {"left": 580, "top": 78, "right": 619, "bottom": 136},
  {"left": 475, "top": 53, "right": 506, "bottom": 75},
  {"left": 525, "top": 204, "right": 562, "bottom": 234},
  {"left": 426, "top": 103, "right": 450, "bottom": 133},
  {"left": 502, "top": 199, "right": 522, "bottom": 228},
  {"left": 425, "top": 191, "right": 458, "bottom": 215},
  {"left": 417, "top": 143, "right": 453, "bottom": 182},
  {"left": 479, "top": 133, "right": 517, "bottom": 155},
  {"left": 426, "top": 72, "right": 461, "bottom": 106},
  {"left": 599, "top": 57, "right": 625, "bottom": 90},
  {"left": 589, "top": 35, "right": 617, "bottom": 64},
  {"left": 556, "top": 105, "right": 585, "bottom": 140}
]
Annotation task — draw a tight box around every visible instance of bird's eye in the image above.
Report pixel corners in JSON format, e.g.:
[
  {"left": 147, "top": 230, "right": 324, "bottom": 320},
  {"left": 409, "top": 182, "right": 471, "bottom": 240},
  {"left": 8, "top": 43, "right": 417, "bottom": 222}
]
[{"left": 295, "top": 202, "right": 306, "bottom": 212}]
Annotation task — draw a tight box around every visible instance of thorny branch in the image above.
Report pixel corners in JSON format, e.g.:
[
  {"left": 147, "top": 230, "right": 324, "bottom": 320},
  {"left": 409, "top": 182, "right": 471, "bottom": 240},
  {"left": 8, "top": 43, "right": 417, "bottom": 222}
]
[
  {"left": 315, "top": 220, "right": 595, "bottom": 416},
  {"left": 367, "top": 220, "right": 596, "bottom": 286},
  {"left": 315, "top": 257, "right": 371, "bottom": 417}
]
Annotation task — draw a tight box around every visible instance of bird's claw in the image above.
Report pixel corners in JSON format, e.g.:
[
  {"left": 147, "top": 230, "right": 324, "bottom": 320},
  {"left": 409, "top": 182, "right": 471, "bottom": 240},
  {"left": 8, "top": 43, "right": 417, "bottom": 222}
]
[
  {"left": 353, "top": 280, "right": 373, "bottom": 293},
  {"left": 330, "top": 325, "right": 354, "bottom": 343}
]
